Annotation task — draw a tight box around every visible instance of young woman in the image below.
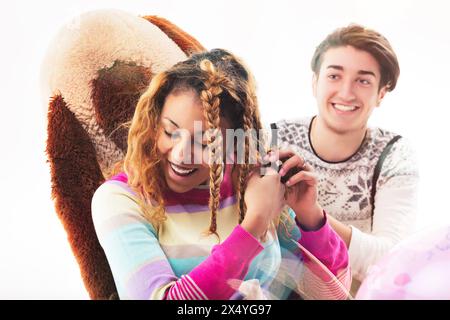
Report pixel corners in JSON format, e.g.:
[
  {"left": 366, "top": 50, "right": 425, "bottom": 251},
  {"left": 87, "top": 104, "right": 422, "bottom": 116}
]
[{"left": 92, "top": 49, "right": 350, "bottom": 300}]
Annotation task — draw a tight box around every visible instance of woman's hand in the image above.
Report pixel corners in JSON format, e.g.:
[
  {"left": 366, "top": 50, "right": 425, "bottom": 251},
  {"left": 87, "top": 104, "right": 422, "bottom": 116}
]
[
  {"left": 276, "top": 149, "right": 325, "bottom": 230},
  {"left": 241, "top": 166, "right": 285, "bottom": 240}
]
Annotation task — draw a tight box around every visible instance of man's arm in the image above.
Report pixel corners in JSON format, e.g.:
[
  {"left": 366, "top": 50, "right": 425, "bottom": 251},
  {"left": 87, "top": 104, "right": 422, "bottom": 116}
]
[
  {"left": 327, "top": 214, "right": 352, "bottom": 248},
  {"left": 339, "top": 139, "right": 418, "bottom": 281}
]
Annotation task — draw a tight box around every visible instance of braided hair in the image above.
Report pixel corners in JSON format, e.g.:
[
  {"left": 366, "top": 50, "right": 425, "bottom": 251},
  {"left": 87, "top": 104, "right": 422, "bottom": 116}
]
[{"left": 121, "top": 49, "right": 265, "bottom": 235}]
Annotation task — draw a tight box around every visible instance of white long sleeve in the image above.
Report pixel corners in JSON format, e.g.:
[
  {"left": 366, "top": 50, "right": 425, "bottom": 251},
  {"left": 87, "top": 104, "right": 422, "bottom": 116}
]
[
  {"left": 348, "top": 138, "right": 419, "bottom": 281},
  {"left": 348, "top": 181, "right": 418, "bottom": 280}
]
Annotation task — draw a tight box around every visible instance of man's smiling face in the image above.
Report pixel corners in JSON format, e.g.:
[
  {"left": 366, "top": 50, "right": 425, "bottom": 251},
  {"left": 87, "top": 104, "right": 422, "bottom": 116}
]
[{"left": 313, "top": 45, "right": 387, "bottom": 134}]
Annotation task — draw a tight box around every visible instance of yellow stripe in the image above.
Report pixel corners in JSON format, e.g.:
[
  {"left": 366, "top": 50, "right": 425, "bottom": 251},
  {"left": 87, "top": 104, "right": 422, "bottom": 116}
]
[{"left": 158, "top": 203, "right": 240, "bottom": 246}]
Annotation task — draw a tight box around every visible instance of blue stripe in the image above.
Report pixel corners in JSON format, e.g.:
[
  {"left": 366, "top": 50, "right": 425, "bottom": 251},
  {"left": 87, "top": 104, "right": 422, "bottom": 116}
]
[
  {"left": 167, "top": 256, "right": 208, "bottom": 277},
  {"left": 101, "top": 223, "right": 164, "bottom": 277}
]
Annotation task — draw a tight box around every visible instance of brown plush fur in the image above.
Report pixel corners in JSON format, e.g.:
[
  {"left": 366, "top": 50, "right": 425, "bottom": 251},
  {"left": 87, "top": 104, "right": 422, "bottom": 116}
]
[
  {"left": 46, "top": 95, "right": 117, "bottom": 299},
  {"left": 46, "top": 15, "right": 205, "bottom": 299},
  {"left": 92, "top": 61, "right": 153, "bottom": 153},
  {"left": 143, "top": 15, "right": 205, "bottom": 55}
]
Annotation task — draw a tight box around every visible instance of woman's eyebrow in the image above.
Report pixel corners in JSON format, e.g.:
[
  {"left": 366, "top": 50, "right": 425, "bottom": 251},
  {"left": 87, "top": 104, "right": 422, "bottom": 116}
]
[
  {"left": 163, "top": 117, "right": 206, "bottom": 136},
  {"left": 163, "top": 117, "right": 179, "bottom": 128}
]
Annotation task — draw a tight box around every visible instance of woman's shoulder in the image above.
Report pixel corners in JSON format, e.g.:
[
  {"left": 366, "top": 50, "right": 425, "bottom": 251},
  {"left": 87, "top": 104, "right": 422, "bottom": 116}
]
[
  {"left": 91, "top": 176, "right": 141, "bottom": 222},
  {"left": 92, "top": 175, "right": 159, "bottom": 241},
  {"left": 94, "top": 172, "right": 137, "bottom": 199}
]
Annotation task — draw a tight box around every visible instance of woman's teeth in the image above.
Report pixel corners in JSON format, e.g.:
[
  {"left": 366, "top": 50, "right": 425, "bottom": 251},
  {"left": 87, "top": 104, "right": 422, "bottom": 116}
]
[
  {"left": 333, "top": 103, "right": 358, "bottom": 112},
  {"left": 170, "top": 162, "right": 197, "bottom": 176}
]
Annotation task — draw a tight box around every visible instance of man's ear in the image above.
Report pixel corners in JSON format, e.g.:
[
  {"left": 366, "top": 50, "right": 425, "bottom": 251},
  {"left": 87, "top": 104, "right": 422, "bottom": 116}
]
[
  {"left": 312, "top": 73, "right": 318, "bottom": 98},
  {"left": 376, "top": 85, "right": 389, "bottom": 107}
]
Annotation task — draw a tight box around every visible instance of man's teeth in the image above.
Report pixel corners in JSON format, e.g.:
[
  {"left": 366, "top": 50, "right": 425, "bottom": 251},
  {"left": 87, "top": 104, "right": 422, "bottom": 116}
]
[
  {"left": 170, "top": 163, "right": 196, "bottom": 175},
  {"left": 333, "top": 103, "right": 357, "bottom": 111}
]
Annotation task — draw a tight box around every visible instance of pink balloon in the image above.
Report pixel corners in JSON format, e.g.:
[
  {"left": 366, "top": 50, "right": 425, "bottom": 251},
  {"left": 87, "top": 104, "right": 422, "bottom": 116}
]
[{"left": 356, "top": 225, "right": 450, "bottom": 299}]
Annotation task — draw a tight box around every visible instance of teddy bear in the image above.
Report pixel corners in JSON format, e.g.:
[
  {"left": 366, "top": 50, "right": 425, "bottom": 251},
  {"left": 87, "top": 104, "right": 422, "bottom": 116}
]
[{"left": 41, "top": 9, "right": 205, "bottom": 299}]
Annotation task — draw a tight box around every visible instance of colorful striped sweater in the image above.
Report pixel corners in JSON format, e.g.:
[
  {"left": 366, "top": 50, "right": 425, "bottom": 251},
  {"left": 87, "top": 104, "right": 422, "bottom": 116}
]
[{"left": 91, "top": 166, "right": 351, "bottom": 300}]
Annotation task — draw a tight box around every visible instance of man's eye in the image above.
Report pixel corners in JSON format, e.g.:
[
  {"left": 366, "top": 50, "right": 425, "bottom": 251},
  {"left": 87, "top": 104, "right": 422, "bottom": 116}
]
[
  {"left": 359, "top": 79, "right": 371, "bottom": 85},
  {"left": 328, "top": 74, "right": 339, "bottom": 80}
]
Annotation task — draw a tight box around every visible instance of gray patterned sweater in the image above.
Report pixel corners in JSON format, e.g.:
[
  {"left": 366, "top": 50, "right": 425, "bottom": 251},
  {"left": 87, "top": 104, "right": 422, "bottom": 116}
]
[{"left": 276, "top": 117, "right": 419, "bottom": 281}]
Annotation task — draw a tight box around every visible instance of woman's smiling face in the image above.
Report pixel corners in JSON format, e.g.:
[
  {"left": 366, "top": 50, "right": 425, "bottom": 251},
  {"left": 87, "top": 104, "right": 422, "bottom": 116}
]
[{"left": 157, "top": 88, "right": 231, "bottom": 193}]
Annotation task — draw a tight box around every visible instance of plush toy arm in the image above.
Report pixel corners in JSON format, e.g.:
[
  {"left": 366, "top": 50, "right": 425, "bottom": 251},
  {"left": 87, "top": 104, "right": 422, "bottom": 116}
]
[{"left": 46, "top": 95, "right": 117, "bottom": 299}]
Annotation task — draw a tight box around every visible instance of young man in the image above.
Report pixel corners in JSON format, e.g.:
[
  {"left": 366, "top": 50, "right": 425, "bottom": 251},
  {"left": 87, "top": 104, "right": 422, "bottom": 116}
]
[{"left": 275, "top": 24, "right": 419, "bottom": 293}]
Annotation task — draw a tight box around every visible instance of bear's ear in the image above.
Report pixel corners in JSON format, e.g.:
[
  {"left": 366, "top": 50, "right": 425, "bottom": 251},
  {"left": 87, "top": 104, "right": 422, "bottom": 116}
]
[
  {"left": 91, "top": 17, "right": 206, "bottom": 156},
  {"left": 91, "top": 61, "right": 152, "bottom": 154},
  {"left": 46, "top": 95, "right": 117, "bottom": 299},
  {"left": 142, "top": 15, "right": 205, "bottom": 55}
]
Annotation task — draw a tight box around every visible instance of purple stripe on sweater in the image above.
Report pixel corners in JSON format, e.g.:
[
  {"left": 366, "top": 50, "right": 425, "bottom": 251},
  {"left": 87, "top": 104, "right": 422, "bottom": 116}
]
[
  {"left": 165, "top": 195, "right": 237, "bottom": 214},
  {"left": 126, "top": 260, "right": 177, "bottom": 299}
]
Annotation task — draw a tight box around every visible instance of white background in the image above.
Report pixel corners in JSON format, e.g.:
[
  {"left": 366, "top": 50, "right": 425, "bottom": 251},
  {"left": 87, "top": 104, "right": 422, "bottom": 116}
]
[{"left": 1, "top": 0, "right": 449, "bottom": 299}]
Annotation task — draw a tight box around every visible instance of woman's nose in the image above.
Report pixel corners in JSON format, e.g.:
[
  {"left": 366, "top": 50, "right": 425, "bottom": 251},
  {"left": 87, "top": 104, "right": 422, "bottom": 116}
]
[{"left": 170, "top": 131, "right": 193, "bottom": 164}]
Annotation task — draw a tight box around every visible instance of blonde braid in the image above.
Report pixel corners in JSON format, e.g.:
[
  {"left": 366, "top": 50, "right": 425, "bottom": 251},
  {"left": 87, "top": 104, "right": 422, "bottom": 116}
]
[
  {"left": 215, "top": 75, "right": 258, "bottom": 224},
  {"left": 237, "top": 100, "right": 256, "bottom": 223},
  {"left": 199, "top": 59, "right": 225, "bottom": 236},
  {"left": 243, "top": 65, "right": 266, "bottom": 151},
  {"left": 243, "top": 80, "right": 288, "bottom": 235},
  {"left": 211, "top": 58, "right": 264, "bottom": 224}
]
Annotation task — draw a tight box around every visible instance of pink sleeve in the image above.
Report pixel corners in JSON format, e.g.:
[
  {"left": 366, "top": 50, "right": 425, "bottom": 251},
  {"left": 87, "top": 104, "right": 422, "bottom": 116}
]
[
  {"left": 297, "top": 211, "right": 349, "bottom": 276},
  {"left": 296, "top": 212, "right": 351, "bottom": 298},
  {"left": 164, "top": 225, "right": 263, "bottom": 300}
]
